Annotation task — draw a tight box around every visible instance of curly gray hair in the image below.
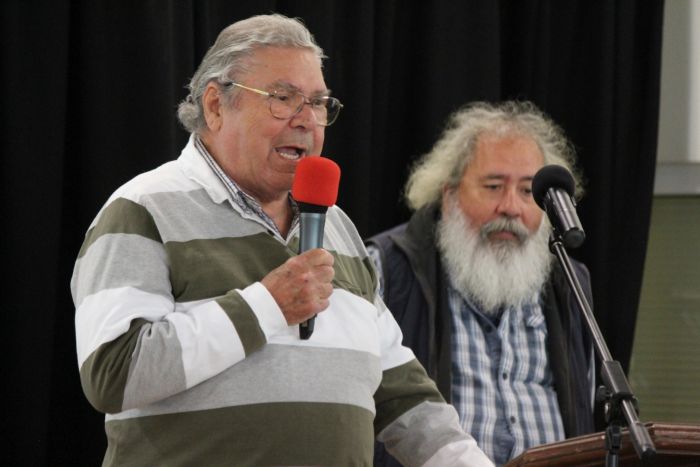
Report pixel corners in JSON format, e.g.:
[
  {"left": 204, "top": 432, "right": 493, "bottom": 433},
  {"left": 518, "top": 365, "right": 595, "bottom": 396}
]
[
  {"left": 177, "top": 14, "right": 325, "bottom": 134},
  {"left": 405, "top": 101, "right": 583, "bottom": 210}
]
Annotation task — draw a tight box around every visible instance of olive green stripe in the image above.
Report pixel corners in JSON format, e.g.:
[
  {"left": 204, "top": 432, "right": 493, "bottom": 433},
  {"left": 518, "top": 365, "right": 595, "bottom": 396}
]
[
  {"left": 104, "top": 402, "right": 374, "bottom": 466},
  {"left": 78, "top": 198, "right": 162, "bottom": 259},
  {"left": 374, "top": 358, "right": 445, "bottom": 434},
  {"left": 216, "top": 291, "right": 266, "bottom": 356},
  {"left": 167, "top": 233, "right": 376, "bottom": 303},
  {"left": 332, "top": 254, "right": 377, "bottom": 303},
  {"left": 167, "top": 232, "right": 295, "bottom": 302},
  {"left": 80, "top": 318, "right": 148, "bottom": 414}
]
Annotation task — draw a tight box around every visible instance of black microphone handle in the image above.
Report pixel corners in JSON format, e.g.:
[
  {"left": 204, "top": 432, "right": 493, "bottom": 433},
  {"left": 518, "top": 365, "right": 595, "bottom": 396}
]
[
  {"left": 545, "top": 188, "right": 585, "bottom": 248},
  {"left": 298, "top": 211, "right": 326, "bottom": 339}
]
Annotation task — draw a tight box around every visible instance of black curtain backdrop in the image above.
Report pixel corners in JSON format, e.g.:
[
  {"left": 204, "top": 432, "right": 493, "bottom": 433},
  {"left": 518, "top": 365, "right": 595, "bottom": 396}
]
[{"left": 2, "top": 1, "right": 663, "bottom": 465}]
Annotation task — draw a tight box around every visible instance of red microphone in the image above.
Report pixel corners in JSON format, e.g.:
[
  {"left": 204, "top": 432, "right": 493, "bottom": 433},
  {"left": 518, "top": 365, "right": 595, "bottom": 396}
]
[{"left": 291, "top": 156, "right": 341, "bottom": 339}]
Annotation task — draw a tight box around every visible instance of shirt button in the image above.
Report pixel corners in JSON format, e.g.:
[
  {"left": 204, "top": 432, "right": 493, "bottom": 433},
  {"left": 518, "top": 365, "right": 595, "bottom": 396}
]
[
  {"left": 510, "top": 416, "right": 517, "bottom": 423},
  {"left": 502, "top": 372, "right": 508, "bottom": 380}
]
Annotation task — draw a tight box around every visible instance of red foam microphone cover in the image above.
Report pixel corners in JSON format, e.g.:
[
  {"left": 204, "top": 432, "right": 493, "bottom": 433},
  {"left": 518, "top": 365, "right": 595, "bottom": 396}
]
[{"left": 291, "top": 156, "right": 341, "bottom": 207}]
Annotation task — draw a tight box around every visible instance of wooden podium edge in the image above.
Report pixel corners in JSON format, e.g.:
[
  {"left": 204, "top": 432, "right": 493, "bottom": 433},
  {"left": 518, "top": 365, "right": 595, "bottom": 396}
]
[{"left": 506, "top": 422, "right": 700, "bottom": 466}]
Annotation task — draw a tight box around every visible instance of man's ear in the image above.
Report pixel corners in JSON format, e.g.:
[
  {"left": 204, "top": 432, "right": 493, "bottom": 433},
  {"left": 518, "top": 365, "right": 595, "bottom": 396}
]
[
  {"left": 440, "top": 185, "right": 455, "bottom": 211},
  {"left": 441, "top": 184, "right": 454, "bottom": 199},
  {"left": 202, "top": 83, "right": 223, "bottom": 132}
]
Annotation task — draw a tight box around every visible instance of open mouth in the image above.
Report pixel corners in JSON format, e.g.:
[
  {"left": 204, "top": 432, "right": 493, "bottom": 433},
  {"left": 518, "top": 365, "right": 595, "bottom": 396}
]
[{"left": 275, "top": 146, "right": 306, "bottom": 161}]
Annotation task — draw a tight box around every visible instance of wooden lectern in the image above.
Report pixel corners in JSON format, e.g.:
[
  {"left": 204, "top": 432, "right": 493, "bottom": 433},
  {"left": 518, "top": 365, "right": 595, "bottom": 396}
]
[{"left": 506, "top": 422, "right": 700, "bottom": 466}]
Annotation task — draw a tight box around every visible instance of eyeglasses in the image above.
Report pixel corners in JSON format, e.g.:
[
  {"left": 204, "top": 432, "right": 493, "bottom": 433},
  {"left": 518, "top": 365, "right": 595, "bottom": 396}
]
[{"left": 223, "top": 81, "right": 343, "bottom": 127}]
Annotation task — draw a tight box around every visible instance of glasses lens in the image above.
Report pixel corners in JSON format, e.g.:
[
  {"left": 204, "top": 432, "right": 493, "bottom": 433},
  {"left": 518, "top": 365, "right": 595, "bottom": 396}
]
[
  {"left": 269, "top": 92, "right": 304, "bottom": 119},
  {"left": 269, "top": 92, "right": 342, "bottom": 126},
  {"left": 323, "top": 98, "right": 342, "bottom": 126}
]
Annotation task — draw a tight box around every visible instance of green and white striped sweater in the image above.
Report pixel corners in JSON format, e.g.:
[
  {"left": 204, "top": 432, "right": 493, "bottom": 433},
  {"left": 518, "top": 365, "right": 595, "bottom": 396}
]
[{"left": 71, "top": 136, "right": 491, "bottom": 467}]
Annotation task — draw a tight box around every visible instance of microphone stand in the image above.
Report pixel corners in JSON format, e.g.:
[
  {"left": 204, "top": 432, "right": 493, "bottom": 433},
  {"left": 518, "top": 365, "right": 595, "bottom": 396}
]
[{"left": 548, "top": 234, "right": 656, "bottom": 466}]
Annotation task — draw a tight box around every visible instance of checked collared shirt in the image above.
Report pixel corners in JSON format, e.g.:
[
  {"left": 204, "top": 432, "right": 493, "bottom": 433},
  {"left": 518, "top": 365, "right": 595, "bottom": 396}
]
[{"left": 448, "top": 286, "right": 565, "bottom": 466}]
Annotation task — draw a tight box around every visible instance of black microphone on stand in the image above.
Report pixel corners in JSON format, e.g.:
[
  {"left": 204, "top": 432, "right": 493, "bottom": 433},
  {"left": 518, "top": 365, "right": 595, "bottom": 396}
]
[
  {"left": 291, "top": 156, "right": 341, "bottom": 340},
  {"left": 532, "top": 165, "right": 585, "bottom": 249},
  {"left": 533, "top": 165, "right": 656, "bottom": 465}
]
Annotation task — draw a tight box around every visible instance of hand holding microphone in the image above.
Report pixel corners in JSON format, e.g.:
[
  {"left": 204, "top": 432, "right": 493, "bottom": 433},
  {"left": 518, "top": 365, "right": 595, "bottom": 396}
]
[
  {"left": 260, "top": 248, "right": 335, "bottom": 325},
  {"left": 293, "top": 156, "right": 341, "bottom": 339},
  {"left": 260, "top": 156, "right": 341, "bottom": 339}
]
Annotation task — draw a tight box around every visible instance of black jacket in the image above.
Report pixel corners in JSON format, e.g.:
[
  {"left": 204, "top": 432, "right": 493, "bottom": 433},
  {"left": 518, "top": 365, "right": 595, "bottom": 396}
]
[{"left": 367, "top": 203, "right": 595, "bottom": 466}]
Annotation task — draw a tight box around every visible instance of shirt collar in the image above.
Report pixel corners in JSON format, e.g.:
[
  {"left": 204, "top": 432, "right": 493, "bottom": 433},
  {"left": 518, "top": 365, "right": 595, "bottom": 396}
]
[
  {"left": 178, "top": 133, "right": 229, "bottom": 204},
  {"left": 449, "top": 282, "right": 545, "bottom": 329},
  {"left": 180, "top": 134, "right": 299, "bottom": 238}
]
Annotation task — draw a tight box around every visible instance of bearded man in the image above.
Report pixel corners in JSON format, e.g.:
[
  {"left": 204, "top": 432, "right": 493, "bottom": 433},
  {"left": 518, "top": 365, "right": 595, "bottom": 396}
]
[{"left": 368, "top": 101, "right": 595, "bottom": 466}]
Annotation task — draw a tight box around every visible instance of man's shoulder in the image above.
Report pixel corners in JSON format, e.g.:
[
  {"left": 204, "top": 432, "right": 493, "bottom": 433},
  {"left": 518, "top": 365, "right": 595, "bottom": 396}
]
[
  {"left": 366, "top": 222, "right": 409, "bottom": 250},
  {"left": 549, "top": 256, "right": 591, "bottom": 287},
  {"left": 545, "top": 256, "right": 593, "bottom": 315},
  {"left": 325, "top": 205, "right": 372, "bottom": 259},
  {"left": 108, "top": 160, "right": 186, "bottom": 202},
  {"left": 366, "top": 204, "right": 440, "bottom": 260},
  {"left": 111, "top": 137, "right": 208, "bottom": 205},
  {"left": 83, "top": 159, "right": 199, "bottom": 233}
]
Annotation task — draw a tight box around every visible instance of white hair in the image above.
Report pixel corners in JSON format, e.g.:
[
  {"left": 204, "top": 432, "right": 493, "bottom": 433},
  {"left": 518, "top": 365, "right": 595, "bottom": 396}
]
[
  {"left": 177, "top": 14, "right": 325, "bottom": 134},
  {"left": 405, "top": 101, "right": 582, "bottom": 210}
]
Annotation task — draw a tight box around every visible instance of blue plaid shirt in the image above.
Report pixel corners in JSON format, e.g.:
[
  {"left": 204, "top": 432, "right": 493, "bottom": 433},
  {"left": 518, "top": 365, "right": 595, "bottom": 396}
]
[{"left": 448, "top": 286, "right": 565, "bottom": 466}]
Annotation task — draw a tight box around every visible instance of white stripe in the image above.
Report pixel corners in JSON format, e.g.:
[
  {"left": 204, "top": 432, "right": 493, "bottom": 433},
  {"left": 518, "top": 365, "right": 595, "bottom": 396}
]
[
  {"left": 86, "top": 164, "right": 200, "bottom": 231},
  {"left": 174, "top": 288, "right": 413, "bottom": 362},
  {"left": 263, "top": 289, "right": 384, "bottom": 356},
  {"left": 75, "top": 287, "right": 174, "bottom": 367},
  {"left": 236, "top": 281, "right": 290, "bottom": 339},
  {"left": 76, "top": 285, "right": 244, "bottom": 390},
  {"left": 283, "top": 288, "right": 415, "bottom": 368},
  {"left": 85, "top": 135, "right": 231, "bottom": 232},
  {"left": 167, "top": 299, "right": 242, "bottom": 388},
  {"left": 379, "top": 401, "right": 493, "bottom": 467}
]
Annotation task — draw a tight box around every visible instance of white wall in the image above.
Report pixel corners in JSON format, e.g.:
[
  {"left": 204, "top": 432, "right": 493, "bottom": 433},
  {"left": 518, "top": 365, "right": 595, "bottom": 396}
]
[{"left": 654, "top": 0, "right": 700, "bottom": 194}]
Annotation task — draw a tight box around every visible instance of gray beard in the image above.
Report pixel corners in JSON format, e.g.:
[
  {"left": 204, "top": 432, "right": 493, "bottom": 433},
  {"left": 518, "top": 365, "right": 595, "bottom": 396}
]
[{"left": 436, "top": 196, "right": 554, "bottom": 315}]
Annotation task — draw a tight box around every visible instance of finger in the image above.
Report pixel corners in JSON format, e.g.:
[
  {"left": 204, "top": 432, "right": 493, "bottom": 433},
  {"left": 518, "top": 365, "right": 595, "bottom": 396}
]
[
  {"left": 317, "top": 297, "right": 330, "bottom": 312},
  {"left": 299, "top": 248, "right": 334, "bottom": 267},
  {"left": 312, "top": 264, "right": 335, "bottom": 283},
  {"left": 317, "top": 282, "right": 334, "bottom": 300}
]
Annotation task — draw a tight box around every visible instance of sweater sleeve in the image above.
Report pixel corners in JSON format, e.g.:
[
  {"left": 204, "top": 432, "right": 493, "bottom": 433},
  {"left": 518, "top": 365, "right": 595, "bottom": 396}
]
[
  {"left": 71, "top": 197, "right": 287, "bottom": 414},
  {"left": 373, "top": 297, "right": 493, "bottom": 467}
]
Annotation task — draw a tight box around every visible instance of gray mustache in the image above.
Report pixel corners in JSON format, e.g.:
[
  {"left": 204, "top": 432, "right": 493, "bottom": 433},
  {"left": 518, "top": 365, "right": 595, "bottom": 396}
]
[{"left": 480, "top": 217, "right": 529, "bottom": 243}]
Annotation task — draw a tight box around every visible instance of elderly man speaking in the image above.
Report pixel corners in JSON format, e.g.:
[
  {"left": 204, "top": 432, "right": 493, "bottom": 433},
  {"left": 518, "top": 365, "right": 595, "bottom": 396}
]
[{"left": 71, "top": 13, "right": 492, "bottom": 467}]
